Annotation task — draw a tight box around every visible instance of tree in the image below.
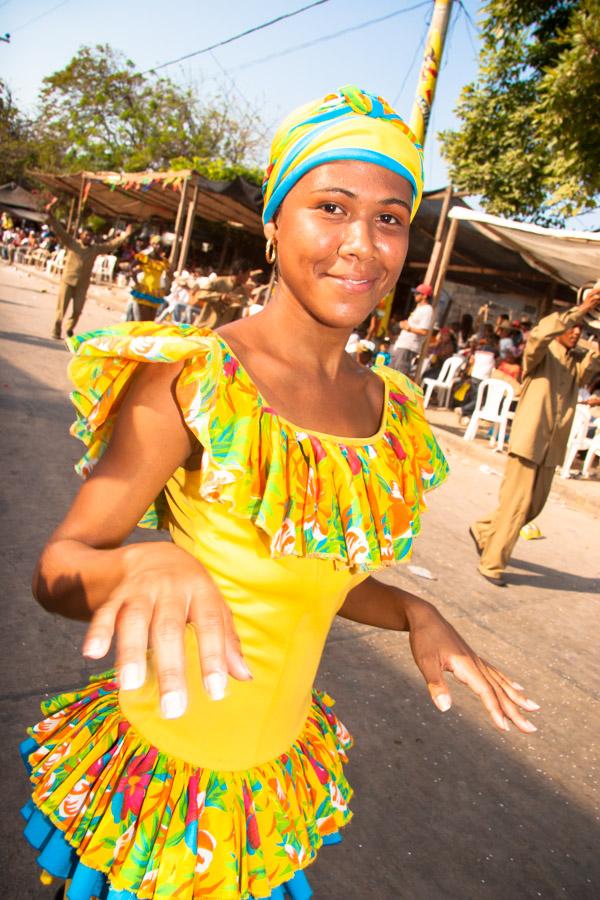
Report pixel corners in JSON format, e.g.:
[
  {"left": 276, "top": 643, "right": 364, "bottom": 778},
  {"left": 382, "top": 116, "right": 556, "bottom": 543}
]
[
  {"left": 439, "top": 0, "right": 600, "bottom": 223},
  {"left": 35, "top": 44, "right": 266, "bottom": 174},
  {"left": 0, "top": 80, "right": 39, "bottom": 183}
]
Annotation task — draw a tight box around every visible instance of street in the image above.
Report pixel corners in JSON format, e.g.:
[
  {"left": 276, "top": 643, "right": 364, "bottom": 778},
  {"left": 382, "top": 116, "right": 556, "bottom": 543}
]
[{"left": 1, "top": 263, "right": 598, "bottom": 899}]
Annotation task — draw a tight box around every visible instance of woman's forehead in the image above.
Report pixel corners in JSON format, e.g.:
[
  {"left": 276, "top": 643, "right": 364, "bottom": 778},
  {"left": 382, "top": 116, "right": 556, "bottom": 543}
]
[{"left": 290, "top": 160, "right": 413, "bottom": 201}]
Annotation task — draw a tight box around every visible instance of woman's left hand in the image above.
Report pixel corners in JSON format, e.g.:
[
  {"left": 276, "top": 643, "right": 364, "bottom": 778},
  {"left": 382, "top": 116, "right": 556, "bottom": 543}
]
[{"left": 407, "top": 599, "right": 539, "bottom": 733}]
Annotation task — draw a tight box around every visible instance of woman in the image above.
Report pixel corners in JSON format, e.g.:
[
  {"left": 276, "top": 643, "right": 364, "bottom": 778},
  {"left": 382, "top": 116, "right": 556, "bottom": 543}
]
[{"left": 22, "top": 87, "right": 538, "bottom": 900}]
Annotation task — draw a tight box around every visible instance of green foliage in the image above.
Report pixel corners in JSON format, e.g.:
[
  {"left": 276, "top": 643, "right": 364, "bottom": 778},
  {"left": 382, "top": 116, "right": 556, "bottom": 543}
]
[
  {"left": 0, "top": 80, "right": 39, "bottom": 183},
  {"left": 170, "top": 155, "right": 264, "bottom": 187},
  {"left": 34, "top": 44, "right": 266, "bottom": 175},
  {"left": 439, "top": 0, "right": 600, "bottom": 223}
]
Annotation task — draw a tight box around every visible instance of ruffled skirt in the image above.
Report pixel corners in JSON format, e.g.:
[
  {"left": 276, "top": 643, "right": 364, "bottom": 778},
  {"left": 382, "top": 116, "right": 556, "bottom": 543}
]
[{"left": 21, "top": 673, "right": 354, "bottom": 899}]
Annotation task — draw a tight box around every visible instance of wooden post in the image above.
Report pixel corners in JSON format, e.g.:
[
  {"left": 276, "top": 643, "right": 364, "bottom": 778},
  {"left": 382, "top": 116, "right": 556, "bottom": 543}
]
[
  {"left": 66, "top": 196, "right": 76, "bottom": 233},
  {"left": 415, "top": 216, "right": 459, "bottom": 383},
  {"left": 409, "top": 0, "right": 455, "bottom": 145},
  {"left": 72, "top": 177, "right": 87, "bottom": 236},
  {"left": 169, "top": 176, "right": 189, "bottom": 268},
  {"left": 217, "top": 228, "right": 230, "bottom": 272},
  {"left": 423, "top": 185, "right": 453, "bottom": 286},
  {"left": 540, "top": 281, "right": 556, "bottom": 319},
  {"left": 177, "top": 183, "right": 199, "bottom": 274}
]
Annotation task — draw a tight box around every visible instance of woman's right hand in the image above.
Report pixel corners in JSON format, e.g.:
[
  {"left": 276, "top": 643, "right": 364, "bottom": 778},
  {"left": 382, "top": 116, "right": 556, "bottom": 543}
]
[{"left": 82, "top": 541, "right": 251, "bottom": 719}]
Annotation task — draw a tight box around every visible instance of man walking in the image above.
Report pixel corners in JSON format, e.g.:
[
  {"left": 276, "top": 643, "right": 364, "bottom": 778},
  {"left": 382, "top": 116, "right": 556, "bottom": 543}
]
[
  {"left": 45, "top": 198, "right": 132, "bottom": 339},
  {"left": 470, "top": 289, "right": 600, "bottom": 586},
  {"left": 391, "top": 283, "right": 434, "bottom": 376}
]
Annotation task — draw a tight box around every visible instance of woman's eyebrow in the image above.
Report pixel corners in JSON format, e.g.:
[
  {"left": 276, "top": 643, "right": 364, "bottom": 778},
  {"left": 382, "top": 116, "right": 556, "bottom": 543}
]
[{"left": 310, "top": 187, "right": 411, "bottom": 213}]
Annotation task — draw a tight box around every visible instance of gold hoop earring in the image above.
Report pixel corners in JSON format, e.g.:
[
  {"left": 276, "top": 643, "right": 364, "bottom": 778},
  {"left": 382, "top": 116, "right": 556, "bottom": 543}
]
[{"left": 265, "top": 237, "right": 277, "bottom": 265}]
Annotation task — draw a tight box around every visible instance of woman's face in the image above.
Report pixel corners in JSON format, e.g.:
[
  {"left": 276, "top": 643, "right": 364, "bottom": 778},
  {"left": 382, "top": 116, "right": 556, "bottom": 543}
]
[{"left": 265, "top": 160, "right": 412, "bottom": 330}]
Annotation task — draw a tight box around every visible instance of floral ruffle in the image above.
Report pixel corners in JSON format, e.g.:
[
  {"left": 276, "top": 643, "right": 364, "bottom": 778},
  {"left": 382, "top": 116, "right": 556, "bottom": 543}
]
[
  {"left": 22, "top": 674, "right": 353, "bottom": 899},
  {"left": 68, "top": 323, "right": 448, "bottom": 570}
]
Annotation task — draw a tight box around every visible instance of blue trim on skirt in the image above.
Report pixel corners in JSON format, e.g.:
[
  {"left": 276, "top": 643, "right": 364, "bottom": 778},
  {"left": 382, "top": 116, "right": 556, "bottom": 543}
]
[{"left": 21, "top": 737, "right": 341, "bottom": 899}]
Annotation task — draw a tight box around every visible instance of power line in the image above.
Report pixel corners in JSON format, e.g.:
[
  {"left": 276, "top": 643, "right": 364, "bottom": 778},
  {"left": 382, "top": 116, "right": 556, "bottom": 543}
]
[
  {"left": 233, "top": 2, "right": 431, "bottom": 72},
  {"left": 10, "top": 0, "right": 71, "bottom": 33},
  {"left": 143, "top": 0, "right": 333, "bottom": 75}
]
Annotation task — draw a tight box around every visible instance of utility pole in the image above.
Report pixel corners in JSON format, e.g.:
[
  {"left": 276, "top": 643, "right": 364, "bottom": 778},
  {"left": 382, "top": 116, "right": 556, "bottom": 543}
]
[
  {"left": 408, "top": 0, "right": 456, "bottom": 382},
  {"left": 409, "top": 0, "right": 454, "bottom": 146}
]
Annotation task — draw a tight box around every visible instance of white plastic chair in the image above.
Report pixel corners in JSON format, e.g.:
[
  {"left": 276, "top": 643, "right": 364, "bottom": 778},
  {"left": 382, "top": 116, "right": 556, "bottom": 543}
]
[
  {"left": 582, "top": 429, "right": 600, "bottom": 477},
  {"left": 422, "top": 355, "right": 465, "bottom": 408},
  {"left": 464, "top": 378, "right": 515, "bottom": 452},
  {"left": 560, "top": 405, "right": 597, "bottom": 478},
  {"left": 46, "top": 248, "right": 65, "bottom": 276}
]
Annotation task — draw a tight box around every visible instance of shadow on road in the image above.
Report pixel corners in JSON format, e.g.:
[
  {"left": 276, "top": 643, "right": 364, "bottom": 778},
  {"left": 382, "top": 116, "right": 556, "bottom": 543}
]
[
  {"left": 2, "top": 338, "right": 598, "bottom": 900},
  {"left": 507, "top": 557, "right": 600, "bottom": 594},
  {"left": 0, "top": 329, "right": 67, "bottom": 351}
]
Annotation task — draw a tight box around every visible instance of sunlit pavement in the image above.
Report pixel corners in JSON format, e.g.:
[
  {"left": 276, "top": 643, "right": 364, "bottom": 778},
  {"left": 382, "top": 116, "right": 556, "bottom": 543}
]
[{"left": 1, "top": 262, "right": 598, "bottom": 899}]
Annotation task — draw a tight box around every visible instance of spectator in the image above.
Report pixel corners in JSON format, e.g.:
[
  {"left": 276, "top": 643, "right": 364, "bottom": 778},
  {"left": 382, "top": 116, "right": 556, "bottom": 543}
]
[
  {"left": 391, "top": 283, "right": 434, "bottom": 376},
  {"left": 423, "top": 326, "right": 457, "bottom": 380}
]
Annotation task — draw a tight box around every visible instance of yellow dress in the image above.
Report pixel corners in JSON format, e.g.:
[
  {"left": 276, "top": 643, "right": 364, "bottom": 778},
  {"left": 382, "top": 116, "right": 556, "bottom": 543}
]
[{"left": 21, "top": 323, "right": 448, "bottom": 900}]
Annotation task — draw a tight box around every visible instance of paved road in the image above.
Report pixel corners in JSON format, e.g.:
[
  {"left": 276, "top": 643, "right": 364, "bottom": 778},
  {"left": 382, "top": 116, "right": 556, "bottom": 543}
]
[{"left": 1, "top": 264, "right": 599, "bottom": 899}]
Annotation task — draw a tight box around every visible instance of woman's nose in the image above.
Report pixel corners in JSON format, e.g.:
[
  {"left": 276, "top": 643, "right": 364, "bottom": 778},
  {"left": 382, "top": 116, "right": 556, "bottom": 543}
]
[{"left": 339, "top": 218, "right": 375, "bottom": 259}]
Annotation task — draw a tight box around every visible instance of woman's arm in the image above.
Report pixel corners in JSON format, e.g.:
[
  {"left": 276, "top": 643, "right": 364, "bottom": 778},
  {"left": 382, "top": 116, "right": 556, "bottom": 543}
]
[
  {"left": 339, "top": 576, "right": 539, "bottom": 734},
  {"left": 33, "top": 360, "right": 251, "bottom": 715}
]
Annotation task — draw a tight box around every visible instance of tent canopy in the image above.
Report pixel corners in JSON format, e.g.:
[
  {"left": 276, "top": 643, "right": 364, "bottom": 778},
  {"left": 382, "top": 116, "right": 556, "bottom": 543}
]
[
  {"left": 0, "top": 182, "right": 46, "bottom": 223},
  {"left": 32, "top": 169, "right": 263, "bottom": 235},
  {"left": 405, "top": 190, "right": 575, "bottom": 302},
  {"left": 448, "top": 206, "right": 600, "bottom": 289}
]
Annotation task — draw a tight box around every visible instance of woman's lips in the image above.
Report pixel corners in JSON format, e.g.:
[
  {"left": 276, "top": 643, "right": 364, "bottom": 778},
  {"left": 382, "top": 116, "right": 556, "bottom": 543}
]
[{"left": 327, "top": 274, "right": 378, "bottom": 294}]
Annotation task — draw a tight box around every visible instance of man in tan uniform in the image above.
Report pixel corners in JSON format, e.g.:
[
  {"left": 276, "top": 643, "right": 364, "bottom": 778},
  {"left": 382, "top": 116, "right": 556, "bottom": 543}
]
[
  {"left": 470, "top": 289, "right": 600, "bottom": 586},
  {"left": 46, "top": 199, "right": 132, "bottom": 339},
  {"left": 194, "top": 259, "right": 252, "bottom": 327}
]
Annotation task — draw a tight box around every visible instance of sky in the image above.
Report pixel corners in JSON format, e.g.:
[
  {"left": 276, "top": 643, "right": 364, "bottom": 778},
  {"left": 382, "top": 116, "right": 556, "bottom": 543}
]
[{"left": 1, "top": 0, "right": 597, "bottom": 230}]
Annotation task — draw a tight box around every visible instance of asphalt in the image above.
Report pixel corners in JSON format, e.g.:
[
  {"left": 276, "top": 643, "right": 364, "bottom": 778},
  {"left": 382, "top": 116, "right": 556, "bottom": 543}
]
[{"left": 1, "top": 263, "right": 599, "bottom": 899}]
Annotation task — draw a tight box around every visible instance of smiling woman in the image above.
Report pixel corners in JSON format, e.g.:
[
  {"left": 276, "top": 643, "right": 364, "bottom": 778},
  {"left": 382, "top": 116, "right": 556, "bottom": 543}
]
[{"left": 22, "top": 86, "right": 538, "bottom": 900}]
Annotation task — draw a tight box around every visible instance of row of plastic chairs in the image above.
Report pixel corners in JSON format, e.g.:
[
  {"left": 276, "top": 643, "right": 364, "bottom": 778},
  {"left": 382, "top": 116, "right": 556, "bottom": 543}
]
[
  {"left": 422, "top": 356, "right": 599, "bottom": 474},
  {"left": 42, "top": 249, "right": 117, "bottom": 283}
]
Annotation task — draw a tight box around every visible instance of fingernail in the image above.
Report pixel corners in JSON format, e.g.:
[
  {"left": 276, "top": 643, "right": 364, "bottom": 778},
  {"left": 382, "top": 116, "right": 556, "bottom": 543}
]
[
  {"left": 522, "top": 720, "right": 538, "bottom": 733},
  {"left": 204, "top": 672, "right": 227, "bottom": 701},
  {"left": 511, "top": 681, "right": 525, "bottom": 691},
  {"left": 435, "top": 694, "right": 452, "bottom": 712},
  {"left": 120, "top": 663, "right": 144, "bottom": 691},
  {"left": 502, "top": 717, "right": 511, "bottom": 731},
  {"left": 524, "top": 699, "right": 540, "bottom": 711},
  {"left": 160, "top": 690, "right": 187, "bottom": 719},
  {"left": 83, "top": 639, "right": 104, "bottom": 659},
  {"left": 239, "top": 659, "right": 253, "bottom": 680}
]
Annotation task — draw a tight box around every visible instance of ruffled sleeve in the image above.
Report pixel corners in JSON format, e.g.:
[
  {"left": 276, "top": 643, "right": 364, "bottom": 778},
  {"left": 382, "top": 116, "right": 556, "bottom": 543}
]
[
  {"left": 67, "top": 322, "right": 220, "bottom": 529},
  {"left": 67, "top": 323, "right": 448, "bottom": 570}
]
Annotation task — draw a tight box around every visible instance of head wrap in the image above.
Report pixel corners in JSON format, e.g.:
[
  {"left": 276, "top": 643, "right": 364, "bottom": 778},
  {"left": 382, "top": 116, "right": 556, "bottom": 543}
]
[{"left": 262, "top": 85, "right": 424, "bottom": 224}]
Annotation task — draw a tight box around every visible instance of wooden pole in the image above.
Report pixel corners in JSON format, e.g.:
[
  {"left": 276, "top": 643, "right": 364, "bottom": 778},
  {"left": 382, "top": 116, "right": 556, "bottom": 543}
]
[
  {"left": 415, "top": 216, "right": 459, "bottom": 383},
  {"left": 66, "top": 196, "right": 76, "bottom": 233},
  {"left": 423, "top": 185, "right": 453, "bottom": 286},
  {"left": 72, "top": 177, "right": 86, "bottom": 236},
  {"left": 177, "top": 183, "right": 199, "bottom": 274},
  {"left": 169, "top": 176, "right": 189, "bottom": 268}
]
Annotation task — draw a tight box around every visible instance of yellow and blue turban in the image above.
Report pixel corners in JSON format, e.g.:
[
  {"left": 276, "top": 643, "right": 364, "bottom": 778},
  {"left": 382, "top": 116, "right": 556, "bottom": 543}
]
[{"left": 262, "top": 85, "right": 424, "bottom": 224}]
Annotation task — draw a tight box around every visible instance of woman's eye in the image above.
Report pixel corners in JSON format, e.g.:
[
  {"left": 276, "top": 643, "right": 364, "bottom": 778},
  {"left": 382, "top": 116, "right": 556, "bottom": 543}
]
[
  {"left": 319, "top": 202, "right": 343, "bottom": 214},
  {"left": 378, "top": 213, "right": 403, "bottom": 226}
]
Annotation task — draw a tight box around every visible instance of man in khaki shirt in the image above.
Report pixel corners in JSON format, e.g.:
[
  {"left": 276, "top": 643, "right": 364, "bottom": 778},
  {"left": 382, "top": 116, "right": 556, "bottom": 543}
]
[
  {"left": 46, "top": 198, "right": 132, "bottom": 339},
  {"left": 194, "top": 259, "right": 252, "bottom": 327},
  {"left": 470, "top": 289, "right": 600, "bottom": 586}
]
